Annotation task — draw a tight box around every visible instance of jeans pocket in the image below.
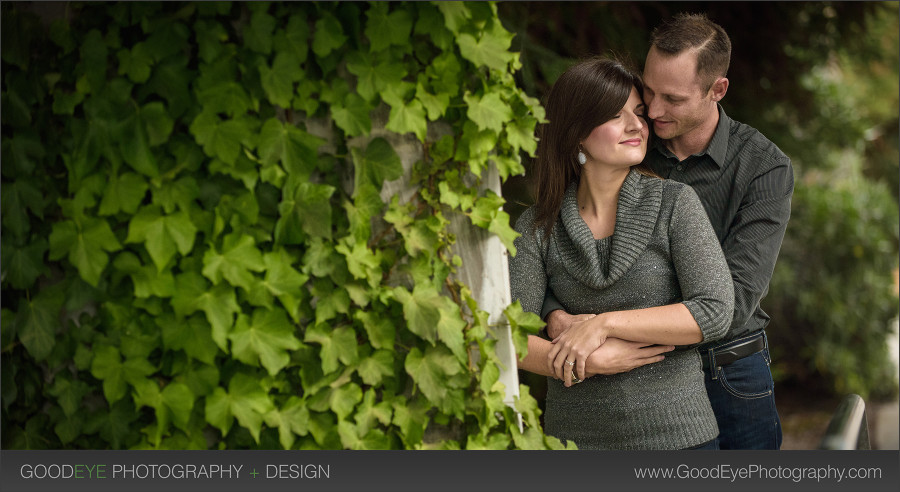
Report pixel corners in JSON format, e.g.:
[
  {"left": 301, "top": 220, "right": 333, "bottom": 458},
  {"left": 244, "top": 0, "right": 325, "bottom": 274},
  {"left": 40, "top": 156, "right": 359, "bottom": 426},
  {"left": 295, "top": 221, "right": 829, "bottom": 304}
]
[{"left": 715, "top": 353, "right": 773, "bottom": 400}]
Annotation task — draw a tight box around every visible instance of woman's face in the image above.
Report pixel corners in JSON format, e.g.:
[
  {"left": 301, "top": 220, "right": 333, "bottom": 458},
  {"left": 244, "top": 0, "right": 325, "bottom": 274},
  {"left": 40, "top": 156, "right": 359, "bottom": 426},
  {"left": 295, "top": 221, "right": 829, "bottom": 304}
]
[{"left": 580, "top": 87, "right": 648, "bottom": 169}]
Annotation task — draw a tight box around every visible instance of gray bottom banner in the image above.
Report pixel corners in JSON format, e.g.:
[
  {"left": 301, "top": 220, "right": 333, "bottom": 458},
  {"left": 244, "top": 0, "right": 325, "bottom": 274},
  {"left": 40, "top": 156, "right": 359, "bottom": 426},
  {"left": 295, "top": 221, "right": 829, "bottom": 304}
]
[{"left": 2, "top": 450, "right": 898, "bottom": 492}]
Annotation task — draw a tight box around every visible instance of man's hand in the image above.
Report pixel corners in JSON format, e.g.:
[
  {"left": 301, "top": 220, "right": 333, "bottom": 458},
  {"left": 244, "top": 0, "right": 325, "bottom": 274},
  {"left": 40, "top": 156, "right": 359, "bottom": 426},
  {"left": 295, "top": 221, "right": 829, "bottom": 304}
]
[
  {"left": 545, "top": 310, "right": 596, "bottom": 339},
  {"left": 585, "top": 338, "right": 674, "bottom": 378}
]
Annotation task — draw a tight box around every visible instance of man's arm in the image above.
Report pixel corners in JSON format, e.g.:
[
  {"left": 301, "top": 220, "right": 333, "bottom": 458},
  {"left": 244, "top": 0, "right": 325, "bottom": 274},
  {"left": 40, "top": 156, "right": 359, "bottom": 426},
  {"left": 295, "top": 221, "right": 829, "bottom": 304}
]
[{"left": 720, "top": 160, "right": 793, "bottom": 337}]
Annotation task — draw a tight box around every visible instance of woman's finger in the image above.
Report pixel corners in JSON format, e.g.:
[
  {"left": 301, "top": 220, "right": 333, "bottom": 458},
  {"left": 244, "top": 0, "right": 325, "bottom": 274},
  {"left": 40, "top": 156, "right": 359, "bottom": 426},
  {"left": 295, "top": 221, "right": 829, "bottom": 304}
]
[{"left": 575, "top": 357, "right": 586, "bottom": 383}]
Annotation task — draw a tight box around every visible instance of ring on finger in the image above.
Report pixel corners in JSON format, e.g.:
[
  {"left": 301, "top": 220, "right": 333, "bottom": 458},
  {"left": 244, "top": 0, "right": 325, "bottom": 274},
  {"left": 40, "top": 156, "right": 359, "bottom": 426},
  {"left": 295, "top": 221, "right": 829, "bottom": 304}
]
[
  {"left": 571, "top": 370, "right": 583, "bottom": 384},
  {"left": 565, "top": 359, "right": 575, "bottom": 366}
]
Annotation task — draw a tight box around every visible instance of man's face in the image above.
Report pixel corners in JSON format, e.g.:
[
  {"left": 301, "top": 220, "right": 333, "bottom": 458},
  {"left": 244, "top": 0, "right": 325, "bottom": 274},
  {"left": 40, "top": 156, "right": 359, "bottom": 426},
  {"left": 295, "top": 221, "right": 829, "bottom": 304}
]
[{"left": 642, "top": 47, "right": 716, "bottom": 141}]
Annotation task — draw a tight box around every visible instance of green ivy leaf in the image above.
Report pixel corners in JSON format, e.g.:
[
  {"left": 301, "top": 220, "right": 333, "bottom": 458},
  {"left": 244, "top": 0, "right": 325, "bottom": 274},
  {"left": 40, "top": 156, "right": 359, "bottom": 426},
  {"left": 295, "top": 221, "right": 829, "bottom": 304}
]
[
  {"left": 89, "top": 344, "right": 156, "bottom": 404},
  {"left": 311, "top": 281, "right": 350, "bottom": 324},
  {"left": 351, "top": 137, "right": 403, "bottom": 194},
  {"left": 196, "top": 81, "right": 253, "bottom": 118},
  {"left": 345, "top": 182, "right": 384, "bottom": 242},
  {"left": 329, "top": 382, "right": 362, "bottom": 420},
  {"left": 404, "top": 346, "right": 465, "bottom": 415},
  {"left": 304, "top": 324, "right": 359, "bottom": 375},
  {"left": 132, "top": 379, "right": 195, "bottom": 444},
  {"left": 257, "top": 117, "right": 324, "bottom": 179},
  {"left": 464, "top": 91, "right": 513, "bottom": 134},
  {"left": 1, "top": 178, "right": 44, "bottom": 239},
  {"left": 345, "top": 50, "right": 407, "bottom": 102},
  {"left": 113, "top": 251, "right": 176, "bottom": 298},
  {"left": 84, "top": 399, "right": 139, "bottom": 449},
  {"left": 202, "top": 232, "right": 266, "bottom": 292},
  {"left": 365, "top": 3, "right": 413, "bottom": 52},
  {"left": 393, "top": 285, "right": 443, "bottom": 344},
  {"left": 415, "top": 81, "right": 450, "bottom": 121},
  {"left": 159, "top": 314, "right": 219, "bottom": 365},
  {"left": 414, "top": 3, "right": 453, "bottom": 51},
  {"left": 171, "top": 271, "right": 240, "bottom": 351},
  {"left": 205, "top": 373, "right": 274, "bottom": 443},
  {"left": 312, "top": 12, "right": 347, "bottom": 58},
  {"left": 335, "top": 239, "right": 381, "bottom": 288},
  {"left": 141, "top": 102, "right": 174, "bottom": 146},
  {"left": 386, "top": 98, "right": 427, "bottom": 142},
  {"left": 264, "top": 396, "right": 310, "bottom": 449},
  {"left": 293, "top": 78, "right": 320, "bottom": 115},
  {"left": 488, "top": 208, "right": 520, "bottom": 256},
  {"left": 244, "top": 11, "right": 276, "bottom": 55},
  {"left": 357, "top": 350, "right": 394, "bottom": 386},
  {"left": 456, "top": 20, "right": 516, "bottom": 71},
  {"left": 354, "top": 311, "right": 395, "bottom": 350},
  {"left": 48, "top": 218, "right": 122, "bottom": 287},
  {"left": 330, "top": 92, "right": 372, "bottom": 137},
  {"left": 151, "top": 175, "right": 199, "bottom": 214},
  {"left": 435, "top": 2, "right": 471, "bottom": 34},
  {"left": 504, "top": 300, "right": 545, "bottom": 360},
  {"left": 117, "top": 109, "right": 159, "bottom": 178},
  {"left": 259, "top": 52, "right": 303, "bottom": 108},
  {"left": 99, "top": 172, "right": 149, "bottom": 216},
  {"left": 190, "top": 111, "right": 253, "bottom": 165},
  {"left": 126, "top": 205, "right": 197, "bottom": 272},
  {"left": 436, "top": 301, "right": 468, "bottom": 365},
  {"left": 195, "top": 19, "right": 229, "bottom": 64},
  {"left": 260, "top": 249, "right": 309, "bottom": 321},
  {"left": 274, "top": 13, "right": 310, "bottom": 64},
  {"left": 276, "top": 181, "right": 335, "bottom": 244},
  {"left": 14, "top": 290, "right": 62, "bottom": 361},
  {"left": 229, "top": 308, "right": 302, "bottom": 376},
  {"left": 506, "top": 115, "right": 538, "bottom": 156},
  {"left": 52, "top": 90, "right": 86, "bottom": 116},
  {"left": 391, "top": 397, "right": 429, "bottom": 446},
  {"left": 173, "top": 360, "right": 220, "bottom": 399},
  {"left": 1, "top": 238, "right": 48, "bottom": 290},
  {"left": 117, "top": 42, "right": 153, "bottom": 83}
]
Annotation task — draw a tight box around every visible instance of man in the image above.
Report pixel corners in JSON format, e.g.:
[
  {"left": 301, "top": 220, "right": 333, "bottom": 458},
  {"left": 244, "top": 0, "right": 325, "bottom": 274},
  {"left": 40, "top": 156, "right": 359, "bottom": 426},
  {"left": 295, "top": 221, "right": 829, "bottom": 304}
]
[{"left": 541, "top": 13, "right": 793, "bottom": 449}]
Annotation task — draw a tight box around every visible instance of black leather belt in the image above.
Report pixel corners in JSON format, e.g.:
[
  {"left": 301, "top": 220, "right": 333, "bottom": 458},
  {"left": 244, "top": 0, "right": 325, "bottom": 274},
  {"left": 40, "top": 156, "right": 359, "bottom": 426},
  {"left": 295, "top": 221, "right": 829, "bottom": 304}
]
[{"left": 701, "top": 333, "right": 766, "bottom": 370}]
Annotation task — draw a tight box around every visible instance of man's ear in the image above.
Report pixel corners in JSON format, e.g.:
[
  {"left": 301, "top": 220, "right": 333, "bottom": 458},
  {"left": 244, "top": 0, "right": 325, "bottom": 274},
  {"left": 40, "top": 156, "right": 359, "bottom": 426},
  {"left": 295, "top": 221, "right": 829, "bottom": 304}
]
[{"left": 710, "top": 77, "right": 729, "bottom": 102}]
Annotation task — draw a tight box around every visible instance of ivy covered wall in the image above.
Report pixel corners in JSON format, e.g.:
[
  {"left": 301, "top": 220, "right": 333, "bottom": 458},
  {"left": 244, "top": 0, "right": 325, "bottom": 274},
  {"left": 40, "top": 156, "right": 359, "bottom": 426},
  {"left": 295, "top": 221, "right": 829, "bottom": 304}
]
[{"left": 0, "top": 1, "right": 562, "bottom": 450}]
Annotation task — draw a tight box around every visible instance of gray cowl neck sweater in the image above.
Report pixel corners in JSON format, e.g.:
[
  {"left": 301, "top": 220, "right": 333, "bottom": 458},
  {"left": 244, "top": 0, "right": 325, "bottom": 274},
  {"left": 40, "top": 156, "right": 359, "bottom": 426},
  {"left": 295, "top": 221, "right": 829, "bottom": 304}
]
[{"left": 509, "top": 169, "right": 734, "bottom": 450}]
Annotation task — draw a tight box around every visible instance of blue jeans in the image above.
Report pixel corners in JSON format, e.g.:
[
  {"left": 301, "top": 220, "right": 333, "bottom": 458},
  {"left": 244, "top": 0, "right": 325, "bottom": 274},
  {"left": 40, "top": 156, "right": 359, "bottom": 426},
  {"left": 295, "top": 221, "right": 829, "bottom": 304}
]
[
  {"left": 702, "top": 334, "right": 783, "bottom": 450},
  {"left": 685, "top": 438, "right": 720, "bottom": 450}
]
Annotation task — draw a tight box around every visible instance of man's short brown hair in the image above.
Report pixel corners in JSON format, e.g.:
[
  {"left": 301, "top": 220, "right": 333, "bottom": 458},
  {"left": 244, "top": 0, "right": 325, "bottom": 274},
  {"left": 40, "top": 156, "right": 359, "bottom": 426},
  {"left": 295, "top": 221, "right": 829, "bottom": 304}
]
[{"left": 650, "top": 13, "right": 731, "bottom": 90}]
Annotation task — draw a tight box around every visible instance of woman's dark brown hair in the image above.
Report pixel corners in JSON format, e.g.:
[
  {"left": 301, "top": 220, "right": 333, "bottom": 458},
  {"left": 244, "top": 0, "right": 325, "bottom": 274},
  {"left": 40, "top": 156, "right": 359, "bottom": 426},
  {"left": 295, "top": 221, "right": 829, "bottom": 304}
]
[{"left": 532, "top": 56, "right": 655, "bottom": 239}]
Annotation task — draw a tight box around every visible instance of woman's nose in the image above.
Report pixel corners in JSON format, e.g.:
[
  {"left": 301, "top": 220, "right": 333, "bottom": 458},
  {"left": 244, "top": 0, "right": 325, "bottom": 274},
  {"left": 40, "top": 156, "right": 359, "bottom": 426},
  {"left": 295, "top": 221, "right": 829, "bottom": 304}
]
[{"left": 627, "top": 112, "right": 644, "bottom": 131}]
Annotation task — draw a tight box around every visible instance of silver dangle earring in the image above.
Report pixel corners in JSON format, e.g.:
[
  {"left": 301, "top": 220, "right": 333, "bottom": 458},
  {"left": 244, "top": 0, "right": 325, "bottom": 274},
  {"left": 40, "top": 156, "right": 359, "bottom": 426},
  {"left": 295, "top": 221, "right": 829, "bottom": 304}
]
[{"left": 577, "top": 150, "right": 587, "bottom": 165}]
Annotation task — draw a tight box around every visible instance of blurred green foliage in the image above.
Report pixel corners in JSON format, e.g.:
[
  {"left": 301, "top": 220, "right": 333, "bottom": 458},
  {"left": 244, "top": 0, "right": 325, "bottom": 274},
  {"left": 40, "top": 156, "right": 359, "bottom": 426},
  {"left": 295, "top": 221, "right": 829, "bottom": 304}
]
[{"left": 498, "top": 1, "right": 899, "bottom": 400}]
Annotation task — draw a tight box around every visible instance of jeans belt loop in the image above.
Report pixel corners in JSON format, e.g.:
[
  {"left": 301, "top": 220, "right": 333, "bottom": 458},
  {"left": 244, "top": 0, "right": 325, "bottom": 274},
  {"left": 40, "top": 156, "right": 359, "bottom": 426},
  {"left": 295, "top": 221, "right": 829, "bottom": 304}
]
[{"left": 708, "top": 349, "right": 719, "bottom": 380}]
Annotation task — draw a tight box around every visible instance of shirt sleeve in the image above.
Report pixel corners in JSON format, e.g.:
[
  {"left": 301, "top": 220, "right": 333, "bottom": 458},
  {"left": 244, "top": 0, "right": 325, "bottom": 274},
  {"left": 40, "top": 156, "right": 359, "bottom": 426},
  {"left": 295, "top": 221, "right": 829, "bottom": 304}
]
[
  {"left": 540, "top": 289, "right": 566, "bottom": 320},
  {"left": 669, "top": 185, "right": 735, "bottom": 343},
  {"left": 508, "top": 209, "right": 549, "bottom": 320},
  {"left": 721, "top": 158, "right": 794, "bottom": 337}
]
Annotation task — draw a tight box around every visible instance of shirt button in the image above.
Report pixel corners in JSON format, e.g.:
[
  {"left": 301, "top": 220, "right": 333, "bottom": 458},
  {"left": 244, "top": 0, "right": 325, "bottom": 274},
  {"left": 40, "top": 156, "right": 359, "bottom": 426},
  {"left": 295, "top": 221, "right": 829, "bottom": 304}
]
[{"left": 676, "top": 165, "right": 684, "bottom": 171}]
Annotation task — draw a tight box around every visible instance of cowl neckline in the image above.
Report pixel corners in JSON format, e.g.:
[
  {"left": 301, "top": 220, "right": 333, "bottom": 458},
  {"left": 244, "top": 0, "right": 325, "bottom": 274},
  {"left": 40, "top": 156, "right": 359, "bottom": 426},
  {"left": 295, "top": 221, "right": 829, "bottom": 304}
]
[{"left": 552, "top": 169, "right": 663, "bottom": 289}]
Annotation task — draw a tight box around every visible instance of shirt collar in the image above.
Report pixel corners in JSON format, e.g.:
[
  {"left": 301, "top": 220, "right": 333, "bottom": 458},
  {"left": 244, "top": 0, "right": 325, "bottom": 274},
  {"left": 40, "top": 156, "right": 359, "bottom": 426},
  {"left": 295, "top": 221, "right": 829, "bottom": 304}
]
[{"left": 650, "top": 104, "right": 731, "bottom": 168}]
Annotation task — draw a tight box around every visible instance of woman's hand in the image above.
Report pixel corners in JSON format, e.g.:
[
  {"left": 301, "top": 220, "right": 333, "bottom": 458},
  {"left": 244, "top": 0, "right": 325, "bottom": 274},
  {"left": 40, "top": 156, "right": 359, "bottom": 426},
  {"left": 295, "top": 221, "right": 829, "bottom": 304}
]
[{"left": 548, "top": 314, "right": 609, "bottom": 386}]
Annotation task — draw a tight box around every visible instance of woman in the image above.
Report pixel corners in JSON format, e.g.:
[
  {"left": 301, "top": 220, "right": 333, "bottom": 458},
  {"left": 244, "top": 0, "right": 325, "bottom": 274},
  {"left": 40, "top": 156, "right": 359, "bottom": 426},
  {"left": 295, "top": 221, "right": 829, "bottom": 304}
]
[{"left": 510, "top": 57, "right": 734, "bottom": 450}]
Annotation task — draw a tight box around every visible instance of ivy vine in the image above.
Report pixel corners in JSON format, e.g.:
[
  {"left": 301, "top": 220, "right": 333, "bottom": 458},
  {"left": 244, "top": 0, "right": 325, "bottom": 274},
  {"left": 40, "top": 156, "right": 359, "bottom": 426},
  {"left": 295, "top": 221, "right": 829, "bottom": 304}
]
[{"left": 1, "top": 1, "right": 565, "bottom": 450}]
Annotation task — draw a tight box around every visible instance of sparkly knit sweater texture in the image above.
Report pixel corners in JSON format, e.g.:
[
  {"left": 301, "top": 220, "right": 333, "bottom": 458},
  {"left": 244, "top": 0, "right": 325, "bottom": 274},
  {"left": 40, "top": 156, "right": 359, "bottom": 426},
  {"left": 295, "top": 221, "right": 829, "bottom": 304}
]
[{"left": 509, "top": 170, "right": 734, "bottom": 450}]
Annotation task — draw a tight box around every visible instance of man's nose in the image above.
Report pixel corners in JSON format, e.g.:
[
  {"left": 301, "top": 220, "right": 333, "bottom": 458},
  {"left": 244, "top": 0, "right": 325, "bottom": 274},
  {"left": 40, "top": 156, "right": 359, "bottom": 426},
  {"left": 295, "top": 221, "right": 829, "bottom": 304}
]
[{"left": 646, "top": 98, "right": 664, "bottom": 120}]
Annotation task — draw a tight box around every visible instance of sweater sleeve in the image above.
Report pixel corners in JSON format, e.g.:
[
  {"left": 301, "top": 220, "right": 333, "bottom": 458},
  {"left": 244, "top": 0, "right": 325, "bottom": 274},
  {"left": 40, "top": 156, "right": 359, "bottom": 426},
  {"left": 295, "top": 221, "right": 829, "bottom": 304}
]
[
  {"left": 508, "top": 208, "right": 549, "bottom": 319},
  {"left": 669, "top": 185, "right": 734, "bottom": 342}
]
